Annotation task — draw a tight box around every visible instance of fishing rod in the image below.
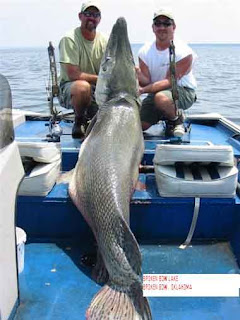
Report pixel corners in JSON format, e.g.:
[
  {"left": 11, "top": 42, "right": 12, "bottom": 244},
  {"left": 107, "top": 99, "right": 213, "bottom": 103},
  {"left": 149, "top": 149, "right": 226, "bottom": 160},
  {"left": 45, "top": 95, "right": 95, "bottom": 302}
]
[
  {"left": 46, "top": 41, "right": 62, "bottom": 142},
  {"left": 47, "top": 41, "right": 59, "bottom": 117},
  {"left": 169, "top": 40, "right": 179, "bottom": 117},
  {"left": 169, "top": 40, "right": 190, "bottom": 136}
]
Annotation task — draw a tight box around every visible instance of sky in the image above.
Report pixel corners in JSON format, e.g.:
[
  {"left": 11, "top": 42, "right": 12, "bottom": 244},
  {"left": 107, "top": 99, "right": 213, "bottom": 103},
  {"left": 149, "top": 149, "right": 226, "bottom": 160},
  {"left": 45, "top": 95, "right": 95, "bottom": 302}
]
[{"left": 0, "top": 0, "right": 240, "bottom": 47}]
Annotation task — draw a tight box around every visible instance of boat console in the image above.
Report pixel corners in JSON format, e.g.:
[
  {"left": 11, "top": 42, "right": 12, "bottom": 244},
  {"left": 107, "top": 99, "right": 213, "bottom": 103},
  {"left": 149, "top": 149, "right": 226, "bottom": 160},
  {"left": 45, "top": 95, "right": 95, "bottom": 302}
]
[{"left": 0, "top": 75, "right": 24, "bottom": 320}]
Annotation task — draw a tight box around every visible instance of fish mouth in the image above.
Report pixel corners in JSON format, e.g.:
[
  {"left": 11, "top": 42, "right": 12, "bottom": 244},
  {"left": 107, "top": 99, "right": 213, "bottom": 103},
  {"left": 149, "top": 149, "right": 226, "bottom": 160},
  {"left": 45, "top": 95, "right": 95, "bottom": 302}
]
[
  {"left": 111, "top": 17, "right": 128, "bottom": 36},
  {"left": 110, "top": 18, "right": 130, "bottom": 51},
  {"left": 105, "top": 17, "right": 134, "bottom": 66}
]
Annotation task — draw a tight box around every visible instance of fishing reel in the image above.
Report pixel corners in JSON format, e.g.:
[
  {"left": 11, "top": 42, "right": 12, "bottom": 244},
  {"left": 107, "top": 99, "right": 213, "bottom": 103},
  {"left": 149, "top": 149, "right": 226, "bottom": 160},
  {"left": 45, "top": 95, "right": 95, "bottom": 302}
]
[{"left": 45, "top": 118, "right": 63, "bottom": 142}]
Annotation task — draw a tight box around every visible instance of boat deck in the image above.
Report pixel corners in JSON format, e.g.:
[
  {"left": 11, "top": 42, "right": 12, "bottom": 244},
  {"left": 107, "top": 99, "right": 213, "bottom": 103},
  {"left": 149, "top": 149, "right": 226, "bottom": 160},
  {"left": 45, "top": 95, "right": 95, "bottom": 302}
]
[
  {"left": 13, "top": 115, "right": 240, "bottom": 319},
  {"left": 14, "top": 116, "right": 240, "bottom": 170},
  {"left": 15, "top": 242, "right": 239, "bottom": 320},
  {"left": 15, "top": 117, "right": 240, "bottom": 242}
]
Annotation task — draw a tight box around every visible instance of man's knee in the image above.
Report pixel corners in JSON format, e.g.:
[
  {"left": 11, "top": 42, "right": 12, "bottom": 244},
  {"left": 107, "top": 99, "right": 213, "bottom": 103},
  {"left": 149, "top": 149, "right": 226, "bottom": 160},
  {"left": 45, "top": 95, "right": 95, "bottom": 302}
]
[
  {"left": 70, "top": 80, "right": 91, "bottom": 97},
  {"left": 142, "top": 121, "right": 151, "bottom": 131},
  {"left": 154, "top": 91, "right": 172, "bottom": 107}
]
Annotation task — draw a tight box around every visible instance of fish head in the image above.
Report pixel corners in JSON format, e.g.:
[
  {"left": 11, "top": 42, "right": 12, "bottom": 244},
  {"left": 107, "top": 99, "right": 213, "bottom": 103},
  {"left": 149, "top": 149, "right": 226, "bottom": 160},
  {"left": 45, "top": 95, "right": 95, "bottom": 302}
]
[{"left": 95, "top": 17, "right": 138, "bottom": 106}]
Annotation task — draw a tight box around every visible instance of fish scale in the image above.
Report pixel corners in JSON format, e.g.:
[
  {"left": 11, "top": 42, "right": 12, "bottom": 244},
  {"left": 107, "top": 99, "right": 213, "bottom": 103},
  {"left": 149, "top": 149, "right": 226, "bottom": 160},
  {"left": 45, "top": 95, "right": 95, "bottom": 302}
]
[{"left": 69, "top": 17, "right": 152, "bottom": 320}]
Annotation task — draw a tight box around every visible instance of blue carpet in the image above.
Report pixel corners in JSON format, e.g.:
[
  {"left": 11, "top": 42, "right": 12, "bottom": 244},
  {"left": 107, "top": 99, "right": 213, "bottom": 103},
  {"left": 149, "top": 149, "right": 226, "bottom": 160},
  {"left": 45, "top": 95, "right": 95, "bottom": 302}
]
[{"left": 14, "top": 241, "right": 240, "bottom": 320}]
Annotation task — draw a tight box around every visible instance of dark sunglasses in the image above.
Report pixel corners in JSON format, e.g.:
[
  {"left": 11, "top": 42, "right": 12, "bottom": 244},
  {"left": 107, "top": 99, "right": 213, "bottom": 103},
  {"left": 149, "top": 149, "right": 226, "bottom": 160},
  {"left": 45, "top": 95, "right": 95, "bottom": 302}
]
[
  {"left": 83, "top": 11, "right": 101, "bottom": 18},
  {"left": 153, "top": 20, "right": 172, "bottom": 27}
]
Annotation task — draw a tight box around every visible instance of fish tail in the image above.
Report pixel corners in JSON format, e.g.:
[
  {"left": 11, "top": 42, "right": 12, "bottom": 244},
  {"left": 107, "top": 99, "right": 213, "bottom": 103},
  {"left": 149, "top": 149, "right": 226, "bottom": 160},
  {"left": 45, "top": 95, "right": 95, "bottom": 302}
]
[{"left": 86, "top": 285, "right": 152, "bottom": 320}]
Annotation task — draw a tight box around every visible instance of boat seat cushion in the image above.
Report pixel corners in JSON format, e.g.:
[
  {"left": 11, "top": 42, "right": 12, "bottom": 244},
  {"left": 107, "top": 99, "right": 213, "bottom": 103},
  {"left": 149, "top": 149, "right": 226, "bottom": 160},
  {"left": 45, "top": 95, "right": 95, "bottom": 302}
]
[
  {"left": 153, "top": 144, "right": 234, "bottom": 166},
  {"left": 155, "top": 163, "right": 238, "bottom": 198},
  {"left": 153, "top": 144, "right": 238, "bottom": 198},
  {"left": 18, "top": 159, "right": 61, "bottom": 196},
  {"left": 17, "top": 141, "right": 61, "bottom": 163}
]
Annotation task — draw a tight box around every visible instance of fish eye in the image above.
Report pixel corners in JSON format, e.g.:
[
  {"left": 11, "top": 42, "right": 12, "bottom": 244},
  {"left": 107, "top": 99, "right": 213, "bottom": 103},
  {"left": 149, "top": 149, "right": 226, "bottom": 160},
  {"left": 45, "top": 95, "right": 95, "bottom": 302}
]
[{"left": 102, "top": 56, "right": 111, "bottom": 71}]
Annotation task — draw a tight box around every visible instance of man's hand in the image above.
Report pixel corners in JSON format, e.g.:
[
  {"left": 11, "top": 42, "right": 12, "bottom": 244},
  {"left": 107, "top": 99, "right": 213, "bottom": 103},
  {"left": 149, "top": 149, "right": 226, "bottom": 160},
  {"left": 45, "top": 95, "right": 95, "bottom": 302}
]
[
  {"left": 135, "top": 66, "right": 142, "bottom": 79},
  {"left": 138, "top": 86, "right": 145, "bottom": 95},
  {"left": 63, "top": 63, "right": 98, "bottom": 84},
  {"left": 136, "top": 66, "right": 150, "bottom": 86}
]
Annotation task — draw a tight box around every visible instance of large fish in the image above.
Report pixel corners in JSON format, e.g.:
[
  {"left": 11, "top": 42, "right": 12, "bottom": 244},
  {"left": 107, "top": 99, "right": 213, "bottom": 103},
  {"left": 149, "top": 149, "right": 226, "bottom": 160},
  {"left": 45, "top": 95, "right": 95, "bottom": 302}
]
[{"left": 69, "top": 17, "right": 152, "bottom": 320}]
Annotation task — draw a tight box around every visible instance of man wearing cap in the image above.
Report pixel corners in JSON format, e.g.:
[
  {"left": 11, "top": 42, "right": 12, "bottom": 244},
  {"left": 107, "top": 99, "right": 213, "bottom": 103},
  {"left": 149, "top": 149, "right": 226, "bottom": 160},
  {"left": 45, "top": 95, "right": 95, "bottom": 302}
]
[
  {"left": 59, "top": 1, "right": 107, "bottom": 138},
  {"left": 137, "top": 8, "right": 197, "bottom": 137}
]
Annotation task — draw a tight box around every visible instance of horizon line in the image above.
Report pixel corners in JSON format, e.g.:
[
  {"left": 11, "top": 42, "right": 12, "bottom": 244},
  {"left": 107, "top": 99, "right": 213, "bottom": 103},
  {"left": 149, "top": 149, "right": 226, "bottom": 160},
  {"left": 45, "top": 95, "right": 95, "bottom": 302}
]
[{"left": 1, "top": 42, "right": 240, "bottom": 49}]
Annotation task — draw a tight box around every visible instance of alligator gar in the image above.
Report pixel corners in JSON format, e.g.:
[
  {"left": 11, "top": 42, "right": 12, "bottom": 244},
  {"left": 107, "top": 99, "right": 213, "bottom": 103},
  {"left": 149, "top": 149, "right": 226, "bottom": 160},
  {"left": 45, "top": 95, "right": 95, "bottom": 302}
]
[{"left": 69, "top": 17, "right": 152, "bottom": 320}]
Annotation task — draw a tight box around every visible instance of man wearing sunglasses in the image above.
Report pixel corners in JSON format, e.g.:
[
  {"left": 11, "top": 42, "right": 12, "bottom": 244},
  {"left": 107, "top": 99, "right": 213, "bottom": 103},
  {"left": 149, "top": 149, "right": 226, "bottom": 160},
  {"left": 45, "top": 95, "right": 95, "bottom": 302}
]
[
  {"left": 59, "top": 1, "right": 107, "bottom": 138},
  {"left": 137, "top": 8, "right": 197, "bottom": 137}
]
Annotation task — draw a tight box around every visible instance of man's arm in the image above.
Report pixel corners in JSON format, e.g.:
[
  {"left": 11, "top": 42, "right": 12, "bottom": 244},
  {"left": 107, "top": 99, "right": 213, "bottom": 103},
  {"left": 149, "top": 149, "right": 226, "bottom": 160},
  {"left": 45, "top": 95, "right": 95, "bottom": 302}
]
[
  {"left": 140, "top": 54, "right": 193, "bottom": 94},
  {"left": 168, "top": 54, "right": 193, "bottom": 80},
  {"left": 137, "top": 58, "right": 151, "bottom": 86},
  {"left": 62, "top": 63, "right": 98, "bottom": 84}
]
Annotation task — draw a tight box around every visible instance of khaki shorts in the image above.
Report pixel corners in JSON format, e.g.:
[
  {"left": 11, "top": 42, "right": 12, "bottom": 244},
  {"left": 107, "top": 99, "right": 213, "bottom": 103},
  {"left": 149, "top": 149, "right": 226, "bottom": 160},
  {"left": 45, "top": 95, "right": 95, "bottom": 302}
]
[
  {"left": 59, "top": 81, "right": 98, "bottom": 119},
  {"left": 140, "top": 86, "right": 197, "bottom": 125}
]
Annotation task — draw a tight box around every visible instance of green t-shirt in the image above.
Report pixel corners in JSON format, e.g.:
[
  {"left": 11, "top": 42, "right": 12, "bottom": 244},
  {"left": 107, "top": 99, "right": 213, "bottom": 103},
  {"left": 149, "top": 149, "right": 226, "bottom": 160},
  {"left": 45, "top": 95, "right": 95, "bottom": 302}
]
[{"left": 59, "top": 27, "right": 107, "bottom": 84}]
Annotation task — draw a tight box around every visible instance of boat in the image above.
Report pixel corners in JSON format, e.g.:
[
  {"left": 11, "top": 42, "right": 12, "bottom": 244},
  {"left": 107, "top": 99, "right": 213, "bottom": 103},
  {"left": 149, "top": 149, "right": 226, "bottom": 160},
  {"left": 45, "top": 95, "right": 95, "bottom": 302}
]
[{"left": 1, "top": 70, "right": 240, "bottom": 320}]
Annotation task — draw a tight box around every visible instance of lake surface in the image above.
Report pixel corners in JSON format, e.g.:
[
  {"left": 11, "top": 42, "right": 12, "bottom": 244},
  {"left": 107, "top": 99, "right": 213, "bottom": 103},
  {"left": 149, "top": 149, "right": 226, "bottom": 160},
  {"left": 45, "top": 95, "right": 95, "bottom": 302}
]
[{"left": 0, "top": 44, "right": 239, "bottom": 124}]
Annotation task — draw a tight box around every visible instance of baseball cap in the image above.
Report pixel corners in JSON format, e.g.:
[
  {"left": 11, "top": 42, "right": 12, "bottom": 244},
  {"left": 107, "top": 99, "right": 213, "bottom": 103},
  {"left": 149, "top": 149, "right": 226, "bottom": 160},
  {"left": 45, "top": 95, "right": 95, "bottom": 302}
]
[
  {"left": 81, "top": 1, "right": 101, "bottom": 12},
  {"left": 153, "top": 8, "right": 175, "bottom": 20}
]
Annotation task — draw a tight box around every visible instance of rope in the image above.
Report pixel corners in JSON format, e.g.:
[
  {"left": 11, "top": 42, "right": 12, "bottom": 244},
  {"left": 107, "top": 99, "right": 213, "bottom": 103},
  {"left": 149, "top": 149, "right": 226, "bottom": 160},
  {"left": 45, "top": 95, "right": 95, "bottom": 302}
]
[{"left": 179, "top": 197, "right": 201, "bottom": 249}]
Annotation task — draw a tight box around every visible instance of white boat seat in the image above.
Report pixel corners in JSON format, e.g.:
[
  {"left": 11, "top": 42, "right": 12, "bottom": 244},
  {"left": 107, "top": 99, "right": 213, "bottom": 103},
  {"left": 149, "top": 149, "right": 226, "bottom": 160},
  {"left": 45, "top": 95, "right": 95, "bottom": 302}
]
[
  {"left": 17, "top": 141, "right": 61, "bottom": 196},
  {"left": 17, "top": 141, "right": 61, "bottom": 163},
  {"left": 153, "top": 144, "right": 238, "bottom": 198},
  {"left": 154, "top": 144, "right": 234, "bottom": 166},
  {"left": 18, "top": 159, "right": 61, "bottom": 196}
]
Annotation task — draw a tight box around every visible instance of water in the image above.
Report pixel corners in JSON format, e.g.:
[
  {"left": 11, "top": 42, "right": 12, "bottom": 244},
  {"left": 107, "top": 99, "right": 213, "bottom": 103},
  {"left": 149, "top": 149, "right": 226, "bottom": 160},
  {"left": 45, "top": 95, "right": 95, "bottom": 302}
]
[{"left": 0, "top": 44, "right": 240, "bottom": 124}]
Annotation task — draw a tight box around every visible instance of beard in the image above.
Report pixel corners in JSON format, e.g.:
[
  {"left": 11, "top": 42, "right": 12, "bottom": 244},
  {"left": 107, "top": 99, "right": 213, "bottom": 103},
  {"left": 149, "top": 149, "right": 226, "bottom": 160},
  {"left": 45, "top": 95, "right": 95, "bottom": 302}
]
[{"left": 85, "top": 19, "right": 97, "bottom": 31}]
